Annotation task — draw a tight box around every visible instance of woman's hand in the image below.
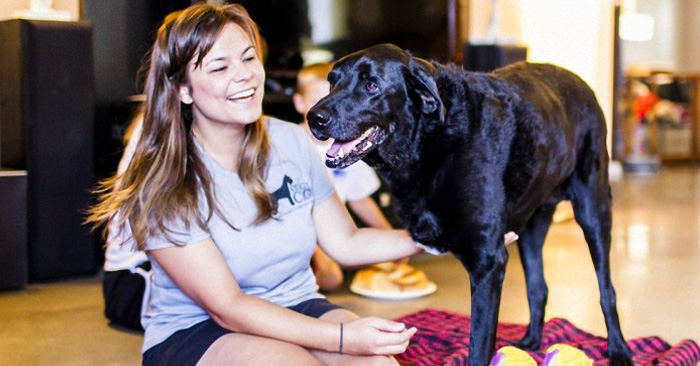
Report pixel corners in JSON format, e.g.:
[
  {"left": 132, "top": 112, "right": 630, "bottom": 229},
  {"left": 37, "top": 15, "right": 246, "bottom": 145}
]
[{"left": 341, "top": 317, "right": 417, "bottom": 356}]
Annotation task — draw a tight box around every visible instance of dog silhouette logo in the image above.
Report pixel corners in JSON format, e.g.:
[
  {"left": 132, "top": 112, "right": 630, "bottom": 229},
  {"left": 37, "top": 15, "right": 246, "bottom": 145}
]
[
  {"left": 271, "top": 174, "right": 313, "bottom": 217},
  {"left": 272, "top": 175, "right": 295, "bottom": 206}
]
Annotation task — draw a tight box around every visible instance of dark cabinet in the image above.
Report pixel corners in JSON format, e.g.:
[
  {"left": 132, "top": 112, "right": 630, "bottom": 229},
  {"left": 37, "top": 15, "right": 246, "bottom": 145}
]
[{"left": 0, "top": 20, "right": 97, "bottom": 281}]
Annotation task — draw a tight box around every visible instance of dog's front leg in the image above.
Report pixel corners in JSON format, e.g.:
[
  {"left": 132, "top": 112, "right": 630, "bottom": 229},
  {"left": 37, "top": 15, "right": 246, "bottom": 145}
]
[
  {"left": 454, "top": 240, "right": 508, "bottom": 366},
  {"left": 410, "top": 210, "right": 442, "bottom": 244}
]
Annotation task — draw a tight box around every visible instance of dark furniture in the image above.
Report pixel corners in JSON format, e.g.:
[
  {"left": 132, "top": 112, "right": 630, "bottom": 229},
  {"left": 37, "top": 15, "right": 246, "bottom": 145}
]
[
  {"left": 0, "top": 19, "right": 97, "bottom": 281},
  {"left": 463, "top": 44, "right": 528, "bottom": 72},
  {"left": 0, "top": 170, "right": 28, "bottom": 290}
]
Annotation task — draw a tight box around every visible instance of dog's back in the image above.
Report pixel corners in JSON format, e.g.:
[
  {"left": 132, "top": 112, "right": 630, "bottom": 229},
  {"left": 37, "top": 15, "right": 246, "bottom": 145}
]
[
  {"left": 500, "top": 63, "right": 608, "bottom": 230},
  {"left": 432, "top": 62, "right": 608, "bottom": 233}
]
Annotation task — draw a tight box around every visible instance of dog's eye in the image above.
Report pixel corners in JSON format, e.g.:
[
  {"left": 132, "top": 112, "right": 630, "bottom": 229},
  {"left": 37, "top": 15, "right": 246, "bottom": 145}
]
[{"left": 365, "top": 81, "right": 379, "bottom": 93}]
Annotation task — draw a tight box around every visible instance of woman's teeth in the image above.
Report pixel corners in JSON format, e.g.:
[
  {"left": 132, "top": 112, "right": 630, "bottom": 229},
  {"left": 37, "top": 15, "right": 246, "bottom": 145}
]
[{"left": 228, "top": 88, "right": 255, "bottom": 101}]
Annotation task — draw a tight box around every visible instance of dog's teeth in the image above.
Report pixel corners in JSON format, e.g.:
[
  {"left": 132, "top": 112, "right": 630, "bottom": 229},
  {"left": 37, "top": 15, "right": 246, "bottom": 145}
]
[{"left": 338, "top": 148, "right": 345, "bottom": 158}]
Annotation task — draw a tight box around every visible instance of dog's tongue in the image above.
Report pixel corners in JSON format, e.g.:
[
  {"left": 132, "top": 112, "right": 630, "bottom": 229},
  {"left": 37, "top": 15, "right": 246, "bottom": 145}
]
[
  {"left": 327, "top": 141, "right": 343, "bottom": 156},
  {"left": 327, "top": 137, "right": 362, "bottom": 157}
]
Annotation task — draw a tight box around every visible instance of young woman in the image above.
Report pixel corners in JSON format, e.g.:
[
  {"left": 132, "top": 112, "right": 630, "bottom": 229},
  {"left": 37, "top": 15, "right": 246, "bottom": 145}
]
[{"left": 88, "top": 4, "right": 420, "bottom": 365}]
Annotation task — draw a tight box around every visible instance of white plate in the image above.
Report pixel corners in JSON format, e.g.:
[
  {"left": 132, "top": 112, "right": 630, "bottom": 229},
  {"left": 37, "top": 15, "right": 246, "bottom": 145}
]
[{"left": 349, "top": 281, "right": 437, "bottom": 300}]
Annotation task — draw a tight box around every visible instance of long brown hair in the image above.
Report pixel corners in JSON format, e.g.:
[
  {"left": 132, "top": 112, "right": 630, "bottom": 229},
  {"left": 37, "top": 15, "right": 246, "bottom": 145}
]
[{"left": 87, "top": 3, "right": 275, "bottom": 251}]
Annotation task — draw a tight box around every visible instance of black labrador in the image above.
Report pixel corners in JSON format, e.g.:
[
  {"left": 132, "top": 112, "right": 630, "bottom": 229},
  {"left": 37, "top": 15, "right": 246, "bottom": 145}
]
[{"left": 307, "top": 44, "right": 633, "bottom": 366}]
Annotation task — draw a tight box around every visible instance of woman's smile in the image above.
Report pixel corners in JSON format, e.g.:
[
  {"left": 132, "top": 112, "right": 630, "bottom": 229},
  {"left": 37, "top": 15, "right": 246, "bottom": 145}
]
[{"left": 227, "top": 87, "right": 256, "bottom": 102}]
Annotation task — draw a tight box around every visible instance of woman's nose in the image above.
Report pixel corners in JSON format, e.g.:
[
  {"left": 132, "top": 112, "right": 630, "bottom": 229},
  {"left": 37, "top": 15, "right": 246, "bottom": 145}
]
[{"left": 233, "top": 63, "right": 254, "bottom": 82}]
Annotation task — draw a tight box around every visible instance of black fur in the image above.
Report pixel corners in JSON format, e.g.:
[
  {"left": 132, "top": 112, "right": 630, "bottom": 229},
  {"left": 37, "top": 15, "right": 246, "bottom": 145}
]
[{"left": 308, "top": 44, "right": 633, "bottom": 366}]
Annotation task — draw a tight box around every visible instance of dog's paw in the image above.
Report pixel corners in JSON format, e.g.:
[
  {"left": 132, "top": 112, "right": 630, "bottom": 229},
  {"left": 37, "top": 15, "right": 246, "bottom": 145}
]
[
  {"left": 512, "top": 334, "right": 541, "bottom": 351},
  {"left": 411, "top": 211, "right": 442, "bottom": 243},
  {"left": 608, "top": 352, "right": 634, "bottom": 366}
]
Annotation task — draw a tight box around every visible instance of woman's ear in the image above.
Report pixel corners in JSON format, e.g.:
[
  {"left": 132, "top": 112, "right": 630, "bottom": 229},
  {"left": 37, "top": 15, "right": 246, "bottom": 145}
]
[{"left": 178, "top": 84, "right": 193, "bottom": 104}]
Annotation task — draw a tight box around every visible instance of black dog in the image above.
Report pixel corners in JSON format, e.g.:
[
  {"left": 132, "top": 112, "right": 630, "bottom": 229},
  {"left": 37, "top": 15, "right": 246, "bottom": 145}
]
[{"left": 308, "top": 44, "right": 633, "bottom": 366}]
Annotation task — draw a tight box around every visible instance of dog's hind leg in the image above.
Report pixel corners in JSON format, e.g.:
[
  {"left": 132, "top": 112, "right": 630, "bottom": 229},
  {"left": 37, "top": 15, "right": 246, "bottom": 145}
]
[
  {"left": 569, "top": 153, "right": 633, "bottom": 366},
  {"left": 513, "top": 204, "right": 557, "bottom": 350}
]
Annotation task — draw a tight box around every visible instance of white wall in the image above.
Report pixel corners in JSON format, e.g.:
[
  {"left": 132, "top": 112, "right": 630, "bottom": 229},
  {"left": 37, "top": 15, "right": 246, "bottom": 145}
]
[
  {"left": 676, "top": 0, "right": 700, "bottom": 73},
  {"left": 468, "top": 0, "right": 615, "bottom": 148},
  {"left": 621, "top": 0, "right": 679, "bottom": 71},
  {"left": 308, "top": 0, "right": 349, "bottom": 44},
  {"left": 0, "top": 0, "right": 80, "bottom": 20},
  {"left": 621, "top": 0, "right": 700, "bottom": 74}
]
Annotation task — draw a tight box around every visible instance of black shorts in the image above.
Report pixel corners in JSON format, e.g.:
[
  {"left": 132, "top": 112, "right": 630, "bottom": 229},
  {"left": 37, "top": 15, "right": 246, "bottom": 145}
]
[{"left": 142, "top": 297, "right": 343, "bottom": 366}]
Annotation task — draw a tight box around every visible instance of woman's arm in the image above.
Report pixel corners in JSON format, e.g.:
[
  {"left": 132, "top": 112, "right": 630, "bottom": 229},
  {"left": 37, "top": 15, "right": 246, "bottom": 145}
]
[
  {"left": 149, "top": 239, "right": 415, "bottom": 355},
  {"left": 313, "top": 194, "right": 422, "bottom": 268},
  {"left": 314, "top": 194, "right": 520, "bottom": 267},
  {"left": 347, "top": 197, "right": 392, "bottom": 230}
]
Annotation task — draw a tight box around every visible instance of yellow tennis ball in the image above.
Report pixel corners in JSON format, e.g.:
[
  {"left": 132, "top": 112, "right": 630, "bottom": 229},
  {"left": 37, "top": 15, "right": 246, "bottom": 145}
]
[
  {"left": 543, "top": 344, "right": 594, "bottom": 366},
  {"left": 489, "top": 346, "right": 537, "bottom": 366}
]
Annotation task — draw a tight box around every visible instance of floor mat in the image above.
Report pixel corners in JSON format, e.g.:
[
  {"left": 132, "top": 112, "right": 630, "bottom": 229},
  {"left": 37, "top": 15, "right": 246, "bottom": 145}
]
[{"left": 395, "top": 309, "right": 700, "bottom": 366}]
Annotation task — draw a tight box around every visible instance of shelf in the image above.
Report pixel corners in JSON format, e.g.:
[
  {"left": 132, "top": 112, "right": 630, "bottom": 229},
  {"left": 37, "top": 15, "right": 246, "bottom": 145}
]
[{"left": 621, "top": 72, "right": 700, "bottom": 163}]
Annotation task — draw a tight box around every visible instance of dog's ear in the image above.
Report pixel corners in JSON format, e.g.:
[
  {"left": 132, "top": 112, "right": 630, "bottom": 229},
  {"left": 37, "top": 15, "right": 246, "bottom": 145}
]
[{"left": 403, "top": 57, "right": 444, "bottom": 123}]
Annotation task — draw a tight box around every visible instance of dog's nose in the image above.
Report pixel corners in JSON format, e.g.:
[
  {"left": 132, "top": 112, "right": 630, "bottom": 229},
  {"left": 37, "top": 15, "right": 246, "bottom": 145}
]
[{"left": 307, "top": 108, "right": 331, "bottom": 127}]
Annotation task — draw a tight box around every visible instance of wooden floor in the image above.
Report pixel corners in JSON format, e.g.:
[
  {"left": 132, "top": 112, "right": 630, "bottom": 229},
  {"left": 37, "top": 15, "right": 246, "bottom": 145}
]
[{"left": 1, "top": 166, "right": 699, "bottom": 366}]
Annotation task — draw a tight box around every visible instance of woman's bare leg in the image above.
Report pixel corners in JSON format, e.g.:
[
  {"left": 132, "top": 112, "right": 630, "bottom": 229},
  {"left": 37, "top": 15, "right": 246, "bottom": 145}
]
[{"left": 197, "top": 333, "right": 323, "bottom": 366}]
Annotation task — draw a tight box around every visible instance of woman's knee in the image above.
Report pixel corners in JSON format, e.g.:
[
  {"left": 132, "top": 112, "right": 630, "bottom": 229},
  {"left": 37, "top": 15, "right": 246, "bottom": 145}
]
[
  {"left": 350, "top": 355, "right": 399, "bottom": 366},
  {"left": 197, "top": 333, "right": 323, "bottom": 366},
  {"left": 318, "top": 308, "right": 359, "bottom": 323}
]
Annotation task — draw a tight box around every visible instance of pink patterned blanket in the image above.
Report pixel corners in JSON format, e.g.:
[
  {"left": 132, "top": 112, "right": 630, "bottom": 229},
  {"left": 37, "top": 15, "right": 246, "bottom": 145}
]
[{"left": 395, "top": 309, "right": 699, "bottom": 366}]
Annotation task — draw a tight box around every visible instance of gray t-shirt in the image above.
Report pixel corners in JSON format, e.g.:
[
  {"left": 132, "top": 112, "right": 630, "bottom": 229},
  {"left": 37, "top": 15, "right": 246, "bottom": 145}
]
[{"left": 141, "top": 118, "right": 335, "bottom": 352}]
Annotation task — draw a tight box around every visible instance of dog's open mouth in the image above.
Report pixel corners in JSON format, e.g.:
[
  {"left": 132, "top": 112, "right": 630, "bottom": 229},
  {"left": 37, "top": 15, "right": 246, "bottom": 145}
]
[{"left": 325, "top": 126, "right": 386, "bottom": 169}]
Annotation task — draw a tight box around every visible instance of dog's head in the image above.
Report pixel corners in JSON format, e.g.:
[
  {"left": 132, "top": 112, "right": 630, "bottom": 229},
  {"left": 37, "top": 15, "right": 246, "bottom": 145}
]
[{"left": 307, "top": 43, "right": 443, "bottom": 169}]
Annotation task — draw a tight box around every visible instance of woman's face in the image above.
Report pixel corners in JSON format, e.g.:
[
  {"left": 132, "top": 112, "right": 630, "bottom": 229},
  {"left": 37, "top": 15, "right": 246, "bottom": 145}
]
[{"left": 179, "top": 23, "right": 265, "bottom": 129}]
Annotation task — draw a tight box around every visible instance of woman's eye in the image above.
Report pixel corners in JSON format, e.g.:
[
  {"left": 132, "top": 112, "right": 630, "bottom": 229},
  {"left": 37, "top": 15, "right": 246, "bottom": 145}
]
[
  {"left": 365, "top": 81, "right": 379, "bottom": 93},
  {"left": 212, "top": 66, "right": 227, "bottom": 73}
]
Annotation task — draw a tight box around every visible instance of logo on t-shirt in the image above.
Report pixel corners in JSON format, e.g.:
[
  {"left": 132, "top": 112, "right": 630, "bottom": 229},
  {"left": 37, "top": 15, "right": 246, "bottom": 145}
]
[{"left": 272, "top": 174, "right": 312, "bottom": 216}]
